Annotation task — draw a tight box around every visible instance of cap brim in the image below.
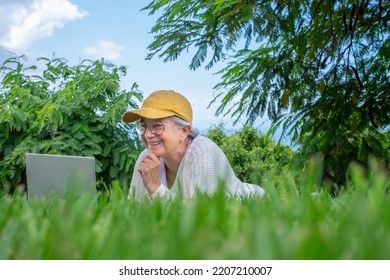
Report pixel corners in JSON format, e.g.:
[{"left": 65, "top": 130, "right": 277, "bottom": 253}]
[{"left": 122, "top": 108, "right": 175, "bottom": 123}]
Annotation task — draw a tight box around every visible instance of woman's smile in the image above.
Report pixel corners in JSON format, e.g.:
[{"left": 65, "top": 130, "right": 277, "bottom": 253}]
[{"left": 147, "top": 140, "right": 163, "bottom": 147}]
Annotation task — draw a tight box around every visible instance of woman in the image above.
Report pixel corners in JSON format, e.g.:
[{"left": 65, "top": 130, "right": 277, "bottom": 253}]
[{"left": 122, "top": 90, "right": 265, "bottom": 200}]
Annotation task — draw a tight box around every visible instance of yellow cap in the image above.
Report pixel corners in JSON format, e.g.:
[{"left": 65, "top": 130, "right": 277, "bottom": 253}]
[{"left": 122, "top": 90, "right": 193, "bottom": 123}]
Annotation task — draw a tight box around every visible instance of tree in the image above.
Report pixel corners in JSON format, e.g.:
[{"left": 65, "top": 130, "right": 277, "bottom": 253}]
[
  {"left": 0, "top": 56, "right": 142, "bottom": 193},
  {"left": 143, "top": 0, "right": 390, "bottom": 189}
]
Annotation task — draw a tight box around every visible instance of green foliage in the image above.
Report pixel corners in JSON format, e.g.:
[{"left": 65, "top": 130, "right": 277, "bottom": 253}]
[
  {"left": 295, "top": 126, "right": 390, "bottom": 194},
  {"left": 0, "top": 55, "right": 143, "bottom": 193},
  {"left": 143, "top": 0, "right": 390, "bottom": 188},
  {"left": 206, "top": 123, "right": 294, "bottom": 184},
  {"left": 1, "top": 158, "right": 389, "bottom": 259}
]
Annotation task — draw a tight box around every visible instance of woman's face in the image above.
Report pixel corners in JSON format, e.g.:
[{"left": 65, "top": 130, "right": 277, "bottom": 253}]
[{"left": 140, "top": 117, "right": 188, "bottom": 158}]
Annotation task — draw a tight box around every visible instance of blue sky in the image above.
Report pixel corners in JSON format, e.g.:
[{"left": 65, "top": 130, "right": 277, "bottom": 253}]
[{"left": 0, "top": 0, "right": 255, "bottom": 130}]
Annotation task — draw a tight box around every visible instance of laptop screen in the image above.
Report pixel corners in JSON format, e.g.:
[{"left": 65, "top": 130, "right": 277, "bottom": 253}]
[{"left": 26, "top": 153, "right": 96, "bottom": 199}]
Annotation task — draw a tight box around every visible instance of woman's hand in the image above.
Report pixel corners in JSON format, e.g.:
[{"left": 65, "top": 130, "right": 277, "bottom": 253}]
[{"left": 138, "top": 153, "right": 161, "bottom": 194}]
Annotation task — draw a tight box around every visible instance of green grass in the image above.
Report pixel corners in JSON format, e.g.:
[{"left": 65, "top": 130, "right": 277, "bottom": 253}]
[{"left": 0, "top": 159, "right": 389, "bottom": 260}]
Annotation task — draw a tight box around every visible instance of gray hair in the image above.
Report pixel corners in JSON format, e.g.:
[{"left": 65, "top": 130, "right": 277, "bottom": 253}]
[{"left": 171, "top": 116, "right": 200, "bottom": 139}]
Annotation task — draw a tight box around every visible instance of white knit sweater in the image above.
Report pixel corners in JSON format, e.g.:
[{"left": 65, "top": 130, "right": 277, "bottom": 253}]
[{"left": 128, "top": 135, "right": 265, "bottom": 200}]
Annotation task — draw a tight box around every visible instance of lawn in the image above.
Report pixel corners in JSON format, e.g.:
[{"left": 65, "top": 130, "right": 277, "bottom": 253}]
[{"left": 0, "top": 160, "right": 389, "bottom": 260}]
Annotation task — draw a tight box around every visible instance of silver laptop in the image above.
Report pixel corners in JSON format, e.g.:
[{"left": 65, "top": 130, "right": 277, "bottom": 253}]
[{"left": 26, "top": 153, "right": 96, "bottom": 199}]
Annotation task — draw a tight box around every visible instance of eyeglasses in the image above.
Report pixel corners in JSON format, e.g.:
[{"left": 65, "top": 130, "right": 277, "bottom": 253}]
[{"left": 136, "top": 120, "right": 165, "bottom": 136}]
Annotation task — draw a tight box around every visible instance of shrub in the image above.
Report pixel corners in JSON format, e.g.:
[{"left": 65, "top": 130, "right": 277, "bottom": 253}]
[
  {"left": 206, "top": 123, "right": 294, "bottom": 185},
  {"left": 0, "top": 55, "right": 142, "bottom": 193}
]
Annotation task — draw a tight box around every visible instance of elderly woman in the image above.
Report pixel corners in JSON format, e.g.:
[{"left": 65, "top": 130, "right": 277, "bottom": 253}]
[{"left": 122, "top": 90, "right": 265, "bottom": 200}]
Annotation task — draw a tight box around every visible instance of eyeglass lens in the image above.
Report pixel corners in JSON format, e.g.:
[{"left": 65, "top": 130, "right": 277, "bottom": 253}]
[{"left": 138, "top": 120, "right": 165, "bottom": 135}]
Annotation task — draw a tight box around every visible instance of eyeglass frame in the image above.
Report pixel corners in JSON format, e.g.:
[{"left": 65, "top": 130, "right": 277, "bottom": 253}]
[{"left": 136, "top": 119, "right": 166, "bottom": 136}]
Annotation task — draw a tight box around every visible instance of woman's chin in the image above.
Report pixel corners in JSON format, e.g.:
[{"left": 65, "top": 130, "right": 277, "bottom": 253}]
[{"left": 148, "top": 145, "right": 163, "bottom": 156}]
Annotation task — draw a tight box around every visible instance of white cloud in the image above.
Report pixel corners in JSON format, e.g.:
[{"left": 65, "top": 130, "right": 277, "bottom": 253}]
[
  {"left": 83, "top": 40, "right": 124, "bottom": 60},
  {"left": 0, "top": 0, "right": 87, "bottom": 51}
]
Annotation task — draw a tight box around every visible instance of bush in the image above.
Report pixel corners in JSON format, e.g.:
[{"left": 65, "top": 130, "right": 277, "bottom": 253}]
[
  {"left": 0, "top": 55, "right": 142, "bottom": 193},
  {"left": 206, "top": 123, "right": 294, "bottom": 185}
]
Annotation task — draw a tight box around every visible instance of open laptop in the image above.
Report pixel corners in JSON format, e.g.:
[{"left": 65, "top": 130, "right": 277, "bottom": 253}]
[{"left": 26, "top": 153, "right": 96, "bottom": 199}]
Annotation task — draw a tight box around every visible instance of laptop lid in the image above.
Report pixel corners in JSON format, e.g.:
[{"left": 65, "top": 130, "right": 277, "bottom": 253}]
[{"left": 26, "top": 153, "right": 96, "bottom": 199}]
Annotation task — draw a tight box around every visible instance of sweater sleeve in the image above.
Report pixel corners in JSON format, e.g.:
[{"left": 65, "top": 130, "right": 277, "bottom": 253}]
[{"left": 181, "top": 135, "right": 265, "bottom": 198}]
